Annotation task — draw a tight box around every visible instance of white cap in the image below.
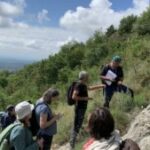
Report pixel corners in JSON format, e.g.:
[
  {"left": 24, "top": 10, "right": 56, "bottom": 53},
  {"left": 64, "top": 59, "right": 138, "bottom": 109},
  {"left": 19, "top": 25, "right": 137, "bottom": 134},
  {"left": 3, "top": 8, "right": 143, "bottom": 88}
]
[{"left": 15, "top": 101, "right": 34, "bottom": 120}]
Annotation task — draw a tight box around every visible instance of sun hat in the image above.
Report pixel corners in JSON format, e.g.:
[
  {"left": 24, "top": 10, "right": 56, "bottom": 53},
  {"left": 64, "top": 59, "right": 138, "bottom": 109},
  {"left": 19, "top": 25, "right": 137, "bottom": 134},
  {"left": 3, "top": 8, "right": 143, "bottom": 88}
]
[
  {"left": 112, "top": 55, "right": 122, "bottom": 63},
  {"left": 15, "top": 101, "right": 34, "bottom": 120}
]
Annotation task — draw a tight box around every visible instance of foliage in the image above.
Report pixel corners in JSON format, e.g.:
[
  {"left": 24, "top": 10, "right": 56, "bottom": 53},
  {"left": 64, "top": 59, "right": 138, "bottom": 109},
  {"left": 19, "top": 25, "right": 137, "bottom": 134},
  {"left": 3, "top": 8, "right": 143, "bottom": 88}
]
[
  {"left": 135, "top": 8, "right": 150, "bottom": 35},
  {"left": 119, "top": 15, "right": 137, "bottom": 35},
  {"left": 106, "top": 25, "right": 116, "bottom": 37}
]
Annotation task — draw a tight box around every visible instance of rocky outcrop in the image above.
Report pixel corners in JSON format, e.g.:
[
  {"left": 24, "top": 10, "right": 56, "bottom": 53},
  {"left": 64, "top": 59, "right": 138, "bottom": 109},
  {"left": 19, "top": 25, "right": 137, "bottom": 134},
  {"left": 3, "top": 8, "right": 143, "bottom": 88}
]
[{"left": 123, "top": 105, "right": 150, "bottom": 150}]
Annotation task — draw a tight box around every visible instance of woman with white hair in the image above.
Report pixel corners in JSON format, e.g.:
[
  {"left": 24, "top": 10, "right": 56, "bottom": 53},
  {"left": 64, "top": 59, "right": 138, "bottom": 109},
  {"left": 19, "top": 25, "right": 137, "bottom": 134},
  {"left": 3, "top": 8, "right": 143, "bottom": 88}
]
[{"left": 10, "top": 101, "right": 43, "bottom": 150}]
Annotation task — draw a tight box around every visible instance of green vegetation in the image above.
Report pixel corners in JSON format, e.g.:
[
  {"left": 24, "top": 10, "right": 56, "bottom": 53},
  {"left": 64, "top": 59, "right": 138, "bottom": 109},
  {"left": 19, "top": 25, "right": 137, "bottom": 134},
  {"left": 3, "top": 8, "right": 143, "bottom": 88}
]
[
  {"left": 0, "top": 8, "right": 150, "bottom": 148},
  {"left": 119, "top": 15, "right": 137, "bottom": 35}
]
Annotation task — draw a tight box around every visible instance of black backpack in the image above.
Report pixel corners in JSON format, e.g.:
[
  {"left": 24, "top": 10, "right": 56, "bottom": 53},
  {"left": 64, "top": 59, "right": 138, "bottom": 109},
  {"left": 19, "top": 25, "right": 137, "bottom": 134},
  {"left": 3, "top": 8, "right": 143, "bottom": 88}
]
[
  {"left": 67, "top": 81, "right": 77, "bottom": 105},
  {"left": 29, "top": 103, "right": 43, "bottom": 136}
]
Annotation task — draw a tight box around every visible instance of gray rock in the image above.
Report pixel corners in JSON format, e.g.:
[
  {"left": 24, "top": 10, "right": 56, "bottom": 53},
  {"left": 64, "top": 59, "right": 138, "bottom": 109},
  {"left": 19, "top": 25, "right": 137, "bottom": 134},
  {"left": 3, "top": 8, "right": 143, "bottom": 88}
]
[{"left": 123, "top": 105, "right": 150, "bottom": 150}]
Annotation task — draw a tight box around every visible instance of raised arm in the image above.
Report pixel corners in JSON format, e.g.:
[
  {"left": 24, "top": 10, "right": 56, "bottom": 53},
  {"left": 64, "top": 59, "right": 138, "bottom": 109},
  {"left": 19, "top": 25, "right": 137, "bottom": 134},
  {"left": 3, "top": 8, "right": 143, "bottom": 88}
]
[{"left": 88, "top": 84, "right": 105, "bottom": 91}]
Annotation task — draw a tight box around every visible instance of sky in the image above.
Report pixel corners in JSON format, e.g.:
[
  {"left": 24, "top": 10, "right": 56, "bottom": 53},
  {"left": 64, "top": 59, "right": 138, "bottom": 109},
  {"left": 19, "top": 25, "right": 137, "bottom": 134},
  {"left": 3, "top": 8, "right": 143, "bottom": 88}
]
[{"left": 0, "top": 0, "right": 149, "bottom": 61}]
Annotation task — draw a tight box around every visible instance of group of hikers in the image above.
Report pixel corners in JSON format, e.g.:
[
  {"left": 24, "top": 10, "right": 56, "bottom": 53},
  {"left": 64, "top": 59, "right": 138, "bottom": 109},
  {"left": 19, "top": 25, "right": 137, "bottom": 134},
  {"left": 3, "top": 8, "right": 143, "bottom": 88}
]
[{"left": 0, "top": 56, "right": 140, "bottom": 150}]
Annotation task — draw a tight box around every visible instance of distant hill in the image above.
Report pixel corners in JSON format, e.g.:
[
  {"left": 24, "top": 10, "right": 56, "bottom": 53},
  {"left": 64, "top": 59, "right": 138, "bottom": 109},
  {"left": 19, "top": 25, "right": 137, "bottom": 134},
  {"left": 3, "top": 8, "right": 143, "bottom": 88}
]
[{"left": 0, "top": 57, "right": 34, "bottom": 71}]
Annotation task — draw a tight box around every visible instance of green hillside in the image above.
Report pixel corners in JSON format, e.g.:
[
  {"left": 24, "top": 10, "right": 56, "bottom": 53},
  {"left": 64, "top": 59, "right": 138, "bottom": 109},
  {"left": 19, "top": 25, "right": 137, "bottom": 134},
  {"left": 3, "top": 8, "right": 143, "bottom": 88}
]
[{"left": 0, "top": 8, "right": 150, "bottom": 149}]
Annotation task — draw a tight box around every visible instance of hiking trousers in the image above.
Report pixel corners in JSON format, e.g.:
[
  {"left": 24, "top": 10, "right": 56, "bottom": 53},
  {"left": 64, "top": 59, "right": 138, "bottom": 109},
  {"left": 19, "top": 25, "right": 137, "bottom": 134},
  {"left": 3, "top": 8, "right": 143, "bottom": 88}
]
[
  {"left": 103, "top": 84, "right": 134, "bottom": 107},
  {"left": 70, "top": 106, "right": 87, "bottom": 148}
]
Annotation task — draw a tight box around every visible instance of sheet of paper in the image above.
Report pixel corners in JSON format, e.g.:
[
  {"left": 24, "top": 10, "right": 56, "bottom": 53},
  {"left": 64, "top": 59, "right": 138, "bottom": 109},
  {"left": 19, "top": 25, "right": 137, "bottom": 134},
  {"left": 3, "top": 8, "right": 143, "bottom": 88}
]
[{"left": 105, "top": 70, "right": 117, "bottom": 85}]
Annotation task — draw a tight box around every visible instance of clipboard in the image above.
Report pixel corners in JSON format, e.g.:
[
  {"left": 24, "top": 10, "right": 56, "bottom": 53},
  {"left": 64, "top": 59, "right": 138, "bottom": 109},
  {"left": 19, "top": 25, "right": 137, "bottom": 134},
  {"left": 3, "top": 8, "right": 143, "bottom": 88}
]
[{"left": 105, "top": 70, "right": 117, "bottom": 85}]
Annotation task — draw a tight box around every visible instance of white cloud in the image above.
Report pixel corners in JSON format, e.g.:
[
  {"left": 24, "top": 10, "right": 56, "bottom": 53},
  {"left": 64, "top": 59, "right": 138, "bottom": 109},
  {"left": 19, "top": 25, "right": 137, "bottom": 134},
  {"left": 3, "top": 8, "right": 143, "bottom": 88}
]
[
  {"left": 0, "top": 0, "right": 149, "bottom": 61},
  {"left": 0, "top": 1, "right": 22, "bottom": 17},
  {"left": 0, "top": 27, "right": 86, "bottom": 60},
  {"left": 0, "top": 15, "right": 28, "bottom": 28},
  {"left": 60, "top": 0, "right": 149, "bottom": 34},
  {"left": 0, "top": 0, "right": 86, "bottom": 60},
  {"left": 37, "top": 9, "right": 50, "bottom": 24},
  {"left": 56, "top": 36, "right": 80, "bottom": 48},
  {"left": 0, "top": 0, "right": 27, "bottom": 27}
]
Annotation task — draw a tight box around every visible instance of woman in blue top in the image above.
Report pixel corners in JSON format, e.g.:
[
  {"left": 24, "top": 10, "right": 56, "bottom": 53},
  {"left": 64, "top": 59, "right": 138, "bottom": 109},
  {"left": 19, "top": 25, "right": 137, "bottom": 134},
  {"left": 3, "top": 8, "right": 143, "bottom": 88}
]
[{"left": 35, "top": 88, "right": 62, "bottom": 150}]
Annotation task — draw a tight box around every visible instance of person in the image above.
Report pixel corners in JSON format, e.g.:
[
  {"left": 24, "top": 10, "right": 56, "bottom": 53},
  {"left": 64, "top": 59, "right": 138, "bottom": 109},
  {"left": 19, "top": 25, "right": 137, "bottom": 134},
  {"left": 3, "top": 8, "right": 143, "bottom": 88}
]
[
  {"left": 35, "top": 88, "right": 62, "bottom": 150},
  {"left": 70, "top": 71, "right": 104, "bottom": 149},
  {"left": 83, "top": 107, "right": 122, "bottom": 150},
  {"left": 100, "top": 55, "right": 134, "bottom": 108},
  {"left": 0, "top": 111, "right": 4, "bottom": 131},
  {"left": 10, "top": 101, "right": 43, "bottom": 150},
  {"left": 1, "top": 105, "right": 16, "bottom": 130}
]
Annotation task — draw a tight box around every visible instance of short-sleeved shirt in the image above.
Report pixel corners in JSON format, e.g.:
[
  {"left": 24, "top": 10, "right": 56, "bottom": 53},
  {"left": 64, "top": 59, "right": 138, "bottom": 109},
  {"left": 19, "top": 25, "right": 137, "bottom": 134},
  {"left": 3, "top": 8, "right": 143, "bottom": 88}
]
[
  {"left": 74, "top": 82, "right": 88, "bottom": 109},
  {"left": 10, "top": 125, "right": 39, "bottom": 150},
  {"left": 101, "top": 64, "right": 124, "bottom": 86},
  {"left": 35, "top": 98, "right": 57, "bottom": 136}
]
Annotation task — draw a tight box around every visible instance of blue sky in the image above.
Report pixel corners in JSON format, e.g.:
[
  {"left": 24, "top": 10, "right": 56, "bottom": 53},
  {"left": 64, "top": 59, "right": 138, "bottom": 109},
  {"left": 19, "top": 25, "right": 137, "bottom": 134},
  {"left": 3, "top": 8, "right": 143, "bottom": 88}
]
[
  {"left": 0, "top": 0, "right": 149, "bottom": 60},
  {"left": 25, "top": 0, "right": 90, "bottom": 27},
  {"left": 110, "top": 0, "right": 133, "bottom": 11},
  {"left": 23, "top": 0, "right": 133, "bottom": 27}
]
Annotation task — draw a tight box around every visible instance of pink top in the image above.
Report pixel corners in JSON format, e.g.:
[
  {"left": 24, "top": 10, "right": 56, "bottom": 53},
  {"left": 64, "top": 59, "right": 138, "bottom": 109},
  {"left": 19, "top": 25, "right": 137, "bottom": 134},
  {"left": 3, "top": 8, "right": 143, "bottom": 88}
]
[{"left": 83, "top": 138, "right": 94, "bottom": 150}]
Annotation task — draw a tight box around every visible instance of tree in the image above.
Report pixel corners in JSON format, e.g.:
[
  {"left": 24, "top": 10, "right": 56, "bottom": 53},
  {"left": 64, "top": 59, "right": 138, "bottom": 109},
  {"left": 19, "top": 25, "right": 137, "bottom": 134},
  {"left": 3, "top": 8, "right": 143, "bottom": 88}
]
[
  {"left": 86, "top": 31, "right": 105, "bottom": 47},
  {"left": 0, "top": 78, "right": 8, "bottom": 88},
  {"left": 106, "top": 25, "right": 116, "bottom": 37},
  {"left": 61, "top": 41, "right": 85, "bottom": 69},
  {"left": 85, "top": 44, "right": 108, "bottom": 66},
  {"left": 119, "top": 15, "right": 137, "bottom": 34},
  {"left": 135, "top": 8, "right": 150, "bottom": 35}
]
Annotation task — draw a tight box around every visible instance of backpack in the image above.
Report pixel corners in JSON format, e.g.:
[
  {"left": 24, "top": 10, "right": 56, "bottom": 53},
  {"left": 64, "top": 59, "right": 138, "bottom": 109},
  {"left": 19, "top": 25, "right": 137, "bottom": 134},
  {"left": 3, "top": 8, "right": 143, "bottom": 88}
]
[
  {"left": 0, "top": 123, "right": 21, "bottom": 150},
  {"left": 0, "top": 112, "right": 4, "bottom": 120},
  {"left": 0, "top": 112, "right": 5, "bottom": 130},
  {"left": 67, "top": 81, "right": 77, "bottom": 105},
  {"left": 29, "top": 102, "right": 44, "bottom": 136}
]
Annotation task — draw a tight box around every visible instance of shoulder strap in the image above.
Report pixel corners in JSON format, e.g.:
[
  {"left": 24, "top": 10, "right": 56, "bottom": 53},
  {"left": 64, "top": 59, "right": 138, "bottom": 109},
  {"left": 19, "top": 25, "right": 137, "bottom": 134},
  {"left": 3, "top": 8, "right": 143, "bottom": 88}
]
[
  {"left": 35, "top": 102, "right": 51, "bottom": 113},
  {"left": 0, "top": 123, "right": 21, "bottom": 145},
  {"left": 35, "top": 102, "right": 44, "bottom": 109}
]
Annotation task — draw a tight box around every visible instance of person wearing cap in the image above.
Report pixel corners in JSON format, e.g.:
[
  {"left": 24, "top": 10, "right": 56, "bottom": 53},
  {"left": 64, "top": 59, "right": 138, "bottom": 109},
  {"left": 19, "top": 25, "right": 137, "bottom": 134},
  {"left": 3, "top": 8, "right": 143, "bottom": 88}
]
[
  {"left": 100, "top": 55, "right": 134, "bottom": 108},
  {"left": 10, "top": 101, "right": 43, "bottom": 150},
  {"left": 1, "top": 105, "right": 16, "bottom": 130},
  {"left": 35, "top": 88, "right": 62, "bottom": 150},
  {"left": 69, "top": 71, "right": 104, "bottom": 149}
]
